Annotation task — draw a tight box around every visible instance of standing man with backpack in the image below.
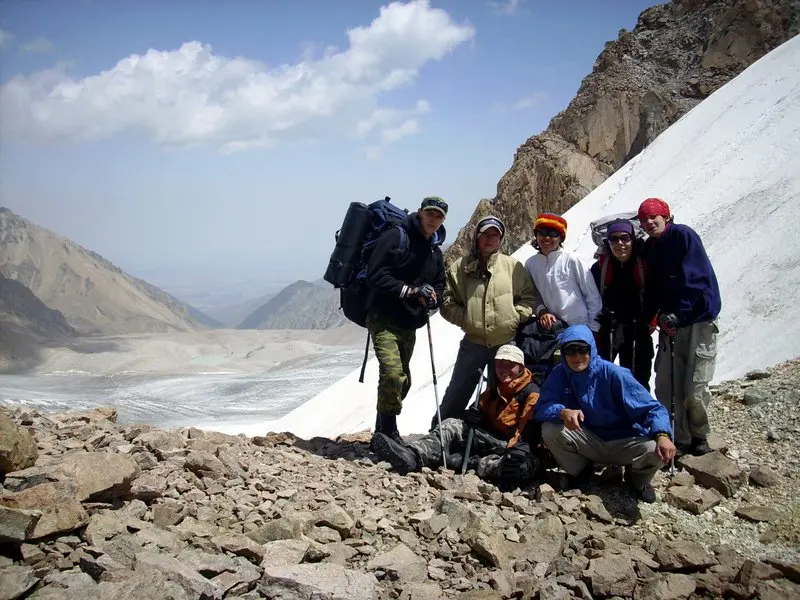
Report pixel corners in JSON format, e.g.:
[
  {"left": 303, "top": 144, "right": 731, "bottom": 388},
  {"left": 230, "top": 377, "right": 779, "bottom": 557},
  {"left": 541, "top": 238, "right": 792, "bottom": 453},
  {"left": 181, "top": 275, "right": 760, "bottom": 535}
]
[
  {"left": 432, "top": 216, "right": 538, "bottom": 429},
  {"left": 366, "top": 196, "right": 448, "bottom": 446},
  {"left": 590, "top": 218, "right": 654, "bottom": 390},
  {"left": 638, "top": 198, "right": 721, "bottom": 457}
]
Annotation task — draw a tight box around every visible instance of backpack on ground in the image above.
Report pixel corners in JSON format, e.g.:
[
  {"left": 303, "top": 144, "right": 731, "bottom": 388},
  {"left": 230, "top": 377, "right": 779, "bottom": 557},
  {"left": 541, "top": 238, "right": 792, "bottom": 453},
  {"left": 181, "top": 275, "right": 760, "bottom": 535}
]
[{"left": 323, "top": 196, "right": 410, "bottom": 328}]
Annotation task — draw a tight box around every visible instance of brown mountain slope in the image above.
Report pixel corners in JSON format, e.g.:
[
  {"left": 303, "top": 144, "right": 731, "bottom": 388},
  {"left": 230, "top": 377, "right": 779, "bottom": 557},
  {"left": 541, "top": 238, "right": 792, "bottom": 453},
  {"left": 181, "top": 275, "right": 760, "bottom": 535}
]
[
  {"left": 237, "top": 280, "right": 347, "bottom": 330},
  {"left": 446, "top": 0, "right": 799, "bottom": 262},
  {"left": 0, "top": 273, "right": 77, "bottom": 370},
  {"left": 0, "top": 208, "right": 206, "bottom": 335}
]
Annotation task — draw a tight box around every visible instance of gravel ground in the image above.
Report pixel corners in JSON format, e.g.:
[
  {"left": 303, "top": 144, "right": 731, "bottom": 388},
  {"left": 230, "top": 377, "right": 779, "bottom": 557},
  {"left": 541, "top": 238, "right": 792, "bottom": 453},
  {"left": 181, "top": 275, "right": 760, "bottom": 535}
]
[{"left": 634, "top": 358, "right": 800, "bottom": 562}]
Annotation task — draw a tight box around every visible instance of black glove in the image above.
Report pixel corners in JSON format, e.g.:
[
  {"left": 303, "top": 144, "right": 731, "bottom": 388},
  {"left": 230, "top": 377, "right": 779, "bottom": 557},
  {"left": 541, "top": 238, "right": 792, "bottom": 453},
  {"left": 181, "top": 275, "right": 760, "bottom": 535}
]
[
  {"left": 596, "top": 307, "right": 614, "bottom": 329},
  {"left": 419, "top": 284, "right": 437, "bottom": 309},
  {"left": 406, "top": 284, "right": 436, "bottom": 308},
  {"left": 462, "top": 407, "right": 482, "bottom": 427},
  {"left": 498, "top": 445, "right": 534, "bottom": 493},
  {"left": 659, "top": 313, "right": 678, "bottom": 335}
]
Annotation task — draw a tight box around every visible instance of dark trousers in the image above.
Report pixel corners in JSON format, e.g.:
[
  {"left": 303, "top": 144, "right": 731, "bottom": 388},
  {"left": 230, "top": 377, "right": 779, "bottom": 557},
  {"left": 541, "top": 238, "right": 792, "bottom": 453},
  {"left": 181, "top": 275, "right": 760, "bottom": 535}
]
[
  {"left": 430, "top": 337, "right": 501, "bottom": 431},
  {"left": 596, "top": 322, "right": 654, "bottom": 391}
]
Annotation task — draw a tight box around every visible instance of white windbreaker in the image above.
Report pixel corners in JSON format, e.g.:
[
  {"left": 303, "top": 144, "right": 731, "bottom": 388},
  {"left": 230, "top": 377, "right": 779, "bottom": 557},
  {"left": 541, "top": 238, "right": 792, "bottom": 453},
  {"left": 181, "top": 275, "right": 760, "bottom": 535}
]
[{"left": 524, "top": 248, "right": 603, "bottom": 332}]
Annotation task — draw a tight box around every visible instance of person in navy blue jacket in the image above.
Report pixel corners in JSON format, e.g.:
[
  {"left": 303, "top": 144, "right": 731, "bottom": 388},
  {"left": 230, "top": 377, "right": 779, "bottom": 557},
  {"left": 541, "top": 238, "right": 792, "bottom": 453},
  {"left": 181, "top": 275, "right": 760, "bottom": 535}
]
[
  {"left": 535, "top": 325, "right": 676, "bottom": 503},
  {"left": 638, "top": 197, "right": 721, "bottom": 457}
]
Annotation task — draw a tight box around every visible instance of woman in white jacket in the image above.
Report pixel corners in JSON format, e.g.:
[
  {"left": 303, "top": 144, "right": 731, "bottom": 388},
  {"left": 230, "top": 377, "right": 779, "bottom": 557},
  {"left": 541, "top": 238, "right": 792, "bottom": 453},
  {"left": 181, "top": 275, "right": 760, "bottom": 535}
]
[{"left": 524, "top": 213, "right": 602, "bottom": 335}]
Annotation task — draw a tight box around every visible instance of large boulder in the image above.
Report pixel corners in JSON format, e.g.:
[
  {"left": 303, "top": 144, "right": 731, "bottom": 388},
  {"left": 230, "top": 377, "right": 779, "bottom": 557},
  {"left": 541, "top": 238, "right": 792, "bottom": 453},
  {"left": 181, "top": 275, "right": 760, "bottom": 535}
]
[{"left": 0, "top": 413, "right": 38, "bottom": 475}]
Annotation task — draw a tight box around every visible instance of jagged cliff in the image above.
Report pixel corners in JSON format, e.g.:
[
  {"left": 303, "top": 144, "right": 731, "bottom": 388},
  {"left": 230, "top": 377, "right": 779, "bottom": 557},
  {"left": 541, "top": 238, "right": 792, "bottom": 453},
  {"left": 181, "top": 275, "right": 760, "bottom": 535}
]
[{"left": 446, "top": 0, "right": 800, "bottom": 262}]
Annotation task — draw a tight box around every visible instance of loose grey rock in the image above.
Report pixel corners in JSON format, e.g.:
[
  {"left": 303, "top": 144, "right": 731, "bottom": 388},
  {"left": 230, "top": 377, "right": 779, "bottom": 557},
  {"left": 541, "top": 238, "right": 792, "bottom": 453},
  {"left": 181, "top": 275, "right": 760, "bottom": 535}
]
[
  {"left": 665, "top": 485, "right": 723, "bottom": 515},
  {"left": 735, "top": 505, "right": 781, "bottom": 523},
  {"left": 678, "top": 451, "right": 747, "bottom": 497},
  {"left": 0, "top": 564, "right": 37, "bottom": 600},
  {"left": 584, "top": 554, "right": 637, "bottom": 597},
  {"left": 259, "top": 563, "right": 377, "bottom": 600},
  {"left": 743, "top": 389, "right": 767, "bottom": 406},
  {"left": 366, "top": 542, "right": 428, "bottom": 583},
  {"left": 636, "top": 572, "right": 696, "bottom": 600},
  {"left": 655, "top": 541, "right": 717, "bottom": 572},
  {"left": 749, "top": 465, "right": 780, "bottom": 487},
  {"left": 0, "top": 414, "right": 38, "bottom": 475}
]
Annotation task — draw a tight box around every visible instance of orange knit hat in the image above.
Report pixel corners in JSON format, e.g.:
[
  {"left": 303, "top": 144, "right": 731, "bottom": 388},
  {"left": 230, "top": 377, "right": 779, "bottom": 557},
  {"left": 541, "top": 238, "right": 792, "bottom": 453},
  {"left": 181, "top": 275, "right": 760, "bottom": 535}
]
[{"left": 534, "top": 213, "right": 568, "bottom": 240}]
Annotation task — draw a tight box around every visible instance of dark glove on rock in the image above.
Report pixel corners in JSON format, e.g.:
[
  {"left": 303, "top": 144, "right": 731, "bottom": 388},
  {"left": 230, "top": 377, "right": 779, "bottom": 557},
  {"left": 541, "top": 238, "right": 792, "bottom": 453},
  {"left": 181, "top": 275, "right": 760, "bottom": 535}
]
[
  {"left": 462, "top": 407, "right": 482, "bottom": 427},
  {"left": 498, "top": 445, "right": 533, "bottom": 493}
]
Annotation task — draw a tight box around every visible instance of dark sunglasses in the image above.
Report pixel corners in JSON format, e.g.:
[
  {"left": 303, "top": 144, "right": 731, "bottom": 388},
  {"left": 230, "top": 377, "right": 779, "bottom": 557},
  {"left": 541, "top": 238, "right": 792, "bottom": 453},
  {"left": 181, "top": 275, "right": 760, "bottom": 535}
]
[
  {"left": 608, "top": 234, "right": 633, "bottom": 244},
  {"left": 535, "top": 228, "right": 561, "bottom": 239},
  {"left": 562, "top": 344, "right": 591, "bottom": 357}
]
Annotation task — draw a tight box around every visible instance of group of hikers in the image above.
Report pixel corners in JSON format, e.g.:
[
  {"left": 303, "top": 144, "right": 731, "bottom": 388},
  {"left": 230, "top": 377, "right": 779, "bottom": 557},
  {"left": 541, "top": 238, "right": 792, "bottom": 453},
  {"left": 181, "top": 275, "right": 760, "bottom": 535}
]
[{"left": 360, "top": 195, "right": 721, "bottom": 503}]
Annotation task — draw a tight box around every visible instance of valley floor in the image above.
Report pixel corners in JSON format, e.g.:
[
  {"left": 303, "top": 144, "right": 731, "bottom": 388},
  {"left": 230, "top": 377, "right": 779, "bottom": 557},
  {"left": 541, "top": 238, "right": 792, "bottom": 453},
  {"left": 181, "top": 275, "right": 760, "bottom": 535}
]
[
  {"left": 1, "top": 325, "right": 365, "bottom": 376},
  {"left": 0, "top": 359, "right": 798, "bottom": 599}
]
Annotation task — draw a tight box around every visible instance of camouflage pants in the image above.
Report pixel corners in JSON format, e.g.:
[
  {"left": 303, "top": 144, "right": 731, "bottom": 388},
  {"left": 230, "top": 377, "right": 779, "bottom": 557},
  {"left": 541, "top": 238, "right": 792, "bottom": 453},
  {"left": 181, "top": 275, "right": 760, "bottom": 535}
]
[
  {"left": 367, "top": 312, "right": 416, "bottom": 415},
  {"left": 407, "top": 418, "right": 507, "bottom": 479}
]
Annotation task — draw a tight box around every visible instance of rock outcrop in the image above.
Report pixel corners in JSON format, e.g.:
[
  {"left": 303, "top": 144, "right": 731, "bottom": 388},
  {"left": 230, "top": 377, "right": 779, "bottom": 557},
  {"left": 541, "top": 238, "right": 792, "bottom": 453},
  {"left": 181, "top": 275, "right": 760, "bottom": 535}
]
[{"left": 446, "top": 0, "right": 800, "bottom": 262}]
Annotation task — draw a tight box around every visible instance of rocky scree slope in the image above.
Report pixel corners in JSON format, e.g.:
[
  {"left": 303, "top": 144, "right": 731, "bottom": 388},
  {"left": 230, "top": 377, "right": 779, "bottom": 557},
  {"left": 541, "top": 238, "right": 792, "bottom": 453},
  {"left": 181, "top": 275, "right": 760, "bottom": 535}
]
[
  {"left": 1, "top": 360, "right": 799, "bottom": 599},
  {"left": 0, "top": 208, "right": 217, "bottom": 336},
  {"left": 445, "top": 0, "right": 800, "bottom": 262}
]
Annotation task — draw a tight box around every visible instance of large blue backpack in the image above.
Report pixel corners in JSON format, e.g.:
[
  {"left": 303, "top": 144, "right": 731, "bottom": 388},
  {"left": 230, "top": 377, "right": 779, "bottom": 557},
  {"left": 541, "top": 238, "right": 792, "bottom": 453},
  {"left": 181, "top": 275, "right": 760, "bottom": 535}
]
[{"left": 323, "top": 196, "right": 409, "bottom": 327}]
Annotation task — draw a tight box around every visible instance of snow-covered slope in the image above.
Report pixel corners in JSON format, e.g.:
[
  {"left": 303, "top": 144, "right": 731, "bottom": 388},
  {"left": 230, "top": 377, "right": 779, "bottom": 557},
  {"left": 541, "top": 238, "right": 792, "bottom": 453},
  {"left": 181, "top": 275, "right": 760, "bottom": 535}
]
[{"left": 230, "top": 34, "right": 800, "bottom": 439}]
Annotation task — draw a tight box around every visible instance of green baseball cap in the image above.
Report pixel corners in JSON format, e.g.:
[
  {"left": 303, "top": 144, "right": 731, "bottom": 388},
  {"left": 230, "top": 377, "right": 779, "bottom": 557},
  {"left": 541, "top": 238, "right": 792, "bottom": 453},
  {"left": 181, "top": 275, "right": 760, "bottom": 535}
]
[{"left": 420, "top": 196, "right": 448, "bottom": 216}]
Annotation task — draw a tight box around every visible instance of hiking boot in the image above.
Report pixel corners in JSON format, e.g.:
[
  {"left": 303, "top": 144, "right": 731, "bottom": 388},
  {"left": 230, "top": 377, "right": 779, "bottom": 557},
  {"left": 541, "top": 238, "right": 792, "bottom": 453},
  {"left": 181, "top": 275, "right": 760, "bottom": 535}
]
[
  {"left": 370, "top": 432, "right": 419, "bottom": 475},
  {"left": 445, "top": 452, "right": 463, "bottom": 471},
  {"left": 628, "top": 483, "right": 657, "bottom": 504},
  {"left": 675, "top": 442, "right": 690, "bottom": 458},
  {"left": 690, "top": 438, "right": 712, "bottom": 456},
  {"left": 371, "top": 413, "right": 402, "bottom": 451},
  {"left": 562, "top": 463, "right": 594, "bottom": 491}
]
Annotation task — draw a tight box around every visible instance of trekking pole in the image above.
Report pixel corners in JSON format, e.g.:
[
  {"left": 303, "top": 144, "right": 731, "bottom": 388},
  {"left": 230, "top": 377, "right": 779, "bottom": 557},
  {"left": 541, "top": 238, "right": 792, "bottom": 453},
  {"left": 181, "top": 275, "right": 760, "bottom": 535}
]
[
  {"left": 461, "top": 366, "right": 486, "bottom": 474},
  {"left": 358, "top": 332, "right": 370, "bottom": 383},
  {"left": 668, "top": 332, "right": 677, "bottom": 477},
  {"left": 608, "top": 310, "right": 616, "bottom": 362},
  {"left": 631, "top": 319, "right": 637, "bottom": 377},
  {"left": 425, "top": 313, "right": 448, "bottom": 468}
]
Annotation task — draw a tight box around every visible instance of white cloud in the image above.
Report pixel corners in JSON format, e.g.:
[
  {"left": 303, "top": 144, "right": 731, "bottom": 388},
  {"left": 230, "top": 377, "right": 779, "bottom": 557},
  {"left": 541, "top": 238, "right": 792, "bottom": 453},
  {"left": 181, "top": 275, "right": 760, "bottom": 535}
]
[
  {"left": 358, "top": 99, "right": 430, "bottom": 159},
  {"left": 488, "top": 0, "right": 523, "bottom": 16},
  {"left": 0, "top": 0, "right": 474, "bottom": 155},
  {"left": 491, "top": 92, "right": 545, "bottom": 113},
  {"left": 19, "top": 37, "right": 54, "bottom": 54},
  {"left": 0, "top": 28, "right": 13, "bottom": 49},
  {"left": 512, "top": 93, "right": 545, "bottom": 110}
]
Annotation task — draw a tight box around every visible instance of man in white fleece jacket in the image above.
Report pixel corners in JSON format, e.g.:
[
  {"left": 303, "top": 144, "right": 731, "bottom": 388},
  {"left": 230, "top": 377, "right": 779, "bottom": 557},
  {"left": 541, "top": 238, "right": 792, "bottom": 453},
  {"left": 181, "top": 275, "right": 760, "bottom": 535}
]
[{"left": 524, "top": 213, "right": 602, "bottom": 336}]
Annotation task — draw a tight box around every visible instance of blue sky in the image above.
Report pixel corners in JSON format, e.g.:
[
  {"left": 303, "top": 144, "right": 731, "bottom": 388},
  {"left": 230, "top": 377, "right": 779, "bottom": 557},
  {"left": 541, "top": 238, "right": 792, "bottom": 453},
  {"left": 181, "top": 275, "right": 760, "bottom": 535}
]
[{"left": 0, "top": 0, "right": 655, "bottom": 294}]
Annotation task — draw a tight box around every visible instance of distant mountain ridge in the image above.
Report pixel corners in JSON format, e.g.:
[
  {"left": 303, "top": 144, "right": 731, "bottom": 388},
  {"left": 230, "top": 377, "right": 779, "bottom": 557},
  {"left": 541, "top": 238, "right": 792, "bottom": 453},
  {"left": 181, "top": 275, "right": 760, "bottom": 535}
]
[
  {"left": 0, "top": 207, "right": 218, "bottom": 336},
  {"left": 237, "top": 280, "right": 346, "bottom": 330}
]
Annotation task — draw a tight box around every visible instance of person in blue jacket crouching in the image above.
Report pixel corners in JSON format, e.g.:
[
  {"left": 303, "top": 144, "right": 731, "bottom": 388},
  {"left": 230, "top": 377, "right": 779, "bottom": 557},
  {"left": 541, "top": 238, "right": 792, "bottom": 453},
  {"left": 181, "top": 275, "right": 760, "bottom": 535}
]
[{"left": 535, "top": 324, "right": 676, "bottom": 503}]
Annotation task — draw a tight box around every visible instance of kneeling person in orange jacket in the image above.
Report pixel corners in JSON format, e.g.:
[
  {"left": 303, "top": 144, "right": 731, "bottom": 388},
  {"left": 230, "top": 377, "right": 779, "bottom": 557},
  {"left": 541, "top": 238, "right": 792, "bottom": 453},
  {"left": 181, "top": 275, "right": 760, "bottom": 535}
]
[{"left": 371, "top": 344, "right": 541, "bottom": 492}]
